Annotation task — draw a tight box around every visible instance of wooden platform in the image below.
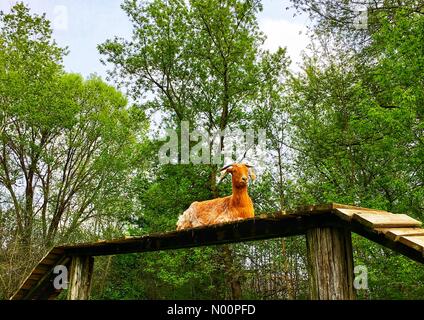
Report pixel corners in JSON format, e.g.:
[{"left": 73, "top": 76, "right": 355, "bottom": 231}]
[
  {"left": 10, "top": 248, "right": 71, "bottom": 300},
  {"left": 10, "top": 203, "right": 424, "bottom": 300}
]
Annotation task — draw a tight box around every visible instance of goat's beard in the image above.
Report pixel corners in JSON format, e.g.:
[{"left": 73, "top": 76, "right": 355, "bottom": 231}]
[{"left": 234, "top": 181, "right": 248, "bottom": 189}]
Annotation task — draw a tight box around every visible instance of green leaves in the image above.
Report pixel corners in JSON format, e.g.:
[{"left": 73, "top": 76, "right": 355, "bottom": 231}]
[
  {"left": 0, "top": 3, "right": 150, "bottom": 249},
  {"left": 99, "top": 0, "right": 284, "bottom": 131},
  {"left": 284, "top": 1, "right": 424, "bottom": 299}
]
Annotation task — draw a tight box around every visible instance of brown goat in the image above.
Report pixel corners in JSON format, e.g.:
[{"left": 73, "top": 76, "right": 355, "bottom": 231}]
[{"left": 176, "top": 163, "right": 255, "bottom": 230}]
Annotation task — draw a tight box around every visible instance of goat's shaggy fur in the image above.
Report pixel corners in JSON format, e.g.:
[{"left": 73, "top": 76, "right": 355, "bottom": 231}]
[{"left": 176, "top": 163, "right": 255, "bottom": 230}]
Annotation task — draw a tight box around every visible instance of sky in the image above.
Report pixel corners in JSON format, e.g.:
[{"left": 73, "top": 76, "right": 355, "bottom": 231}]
[{"left": 1, "top": 0, "right": 311, "bottom": 79}]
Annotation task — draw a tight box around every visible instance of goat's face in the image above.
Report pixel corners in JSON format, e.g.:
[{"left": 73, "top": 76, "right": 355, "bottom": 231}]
[{"left": 223, "top": 163, "right": 254, "bottom": 189}]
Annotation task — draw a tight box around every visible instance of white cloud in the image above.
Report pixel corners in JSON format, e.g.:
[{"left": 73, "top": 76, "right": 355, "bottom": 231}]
[{"left": 259, "top": 18, "right": 310, "bottom": 70}]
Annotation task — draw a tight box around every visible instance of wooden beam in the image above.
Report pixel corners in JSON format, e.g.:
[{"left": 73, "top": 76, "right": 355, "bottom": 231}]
[
  {"left": 67, "top": 256, "right": 94, "bottom": 300},
  {"left": 9, "top": 203, "right": 424, "bottom": 301},
  {"left": 349, "top": 220, "right": 424, "bottom": 264},
  {"left": 306, "top": 227, "right": 356, "bottom": 300},
  {"left": 22, "top": 256, "right": 70, "bottom": 300},
  {"left": 61, "top": 213, "right": 343, "bottom": 256},
  {"left": 375, "top": 228, "right": 424, "bottom": 241},
  {"left": 296, "top": 203, "right": 387, "bottom": 214},
  {"left": 398, "top": 236, "right": 424, "bottom": 253},
  {"left": 334, "top": 208, "right": 389, "bottom": 222},
  {"left": 59, "top": 212, "right": 424, "bottom": 265},
  {"left": 10, "top": 247, "right": 68, "bottom": 300}
]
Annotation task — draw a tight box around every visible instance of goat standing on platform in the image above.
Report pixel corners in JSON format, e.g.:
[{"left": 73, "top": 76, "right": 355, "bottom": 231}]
[{"left": 176, "top": 163, "right": 256, "bottom": 230}]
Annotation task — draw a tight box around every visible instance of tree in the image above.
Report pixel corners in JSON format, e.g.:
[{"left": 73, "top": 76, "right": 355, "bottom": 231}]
[
  {"left": 287, "top": 1, "right": 424, "bottom": 217},
  {"left": 0, "top": 3, "right": 148, "bottom": 298},
  {"left": 99, "top": 0, "right": 289, "bottom": 299},
  {"left": 284, "top": 0, "right": 424, "bottom": 298},
  {"left": 289, "top": 0, "right": 424, "bottom": 49},
  {"left": 98, "top": 0, "right": 288, "bottom": 188}
]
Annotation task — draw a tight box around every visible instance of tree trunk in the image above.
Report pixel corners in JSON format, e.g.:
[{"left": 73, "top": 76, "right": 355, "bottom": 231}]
[
  {"left": 281, "top": 239, "right": 294, "bottom": 299},
  {"left": 222, "top": 245, "right": 242, "bottom": 299},
  {"left": 209, "top": 164, "right": 219, "bottom": 198}
]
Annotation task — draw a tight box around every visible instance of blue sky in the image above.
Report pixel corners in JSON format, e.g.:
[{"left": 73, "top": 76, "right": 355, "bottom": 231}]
[{"left": 1, "top": 0, "right": 310, "bottom": 79}]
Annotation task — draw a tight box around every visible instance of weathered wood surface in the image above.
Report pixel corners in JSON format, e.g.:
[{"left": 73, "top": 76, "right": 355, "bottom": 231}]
[
  {"left": 298, "top": 203, "right": 387, "bottom": 214},
  {"left": 306, "top": 227, "right": 356, "bottom": 300},
  {"left": 398, "top": 236, "right": 424, "bottom": 253},
  {"left": 352, "top": 212, "right": 421, "bottom": 228},
  {"left": 67, "top": 256, "right": 94, "bottom": 300},
  {"left": 10, "top": 248, "right": 70, "bottom": 300},
  {"left": 60, "top": 213, "right": 342, "bottom": 256},
  {"left": 334, "top": 208, "right": 389, "bottom": 221},
  {"left": 375, "top": 228, "right": 424, "bottom": 241},
  {"left": 9, "top": 203, "right": 424, "bottom": 300},
  {"left": 349, "top": 220, "right": 424, "bottom": 264}
]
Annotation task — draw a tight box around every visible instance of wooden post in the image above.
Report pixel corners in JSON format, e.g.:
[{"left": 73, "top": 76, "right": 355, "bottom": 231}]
[
  {"left": 67, "top": 256, "right": 94, "bottom": 300},
  {"left": 306, "top": 227, "right": 356, "bottom": 300}
]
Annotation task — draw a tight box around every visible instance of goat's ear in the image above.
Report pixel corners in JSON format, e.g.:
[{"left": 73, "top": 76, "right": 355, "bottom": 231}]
[{"left": 249, "top": 167, "right": 256, "bottom": 181}]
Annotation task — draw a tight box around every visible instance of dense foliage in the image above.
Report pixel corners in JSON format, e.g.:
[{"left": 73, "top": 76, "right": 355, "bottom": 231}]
[{"left": 1, "top": 1, "right": 423, "bottom": 299}]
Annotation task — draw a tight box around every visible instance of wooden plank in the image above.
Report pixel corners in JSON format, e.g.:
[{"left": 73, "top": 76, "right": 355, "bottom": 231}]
[
  {"left": 295, "top": 203, "right": 334, "bottom": 213},
  {"left": 330, "top": 203, "right": 387, "bottom": 211},
  {"left": 297, "top": 203, "right": 387, "bottom": 214},
  {"left": 21, "top": 279, "right": 38, "bottom": 290},
  {"left": 11, "top": 292, "right": 26, "bottom": 300},
  {"left": 352, "top": 213, "right": 421, "bottom": 228},
  {"left": 375, "top": 228, "right": 424, "bottom": 241},
  {"left": 349, "top": 219, "right": 424, "bottom": 264},
  {"left": 333, "top": 208, "right": 357, "bottom": 221},
  {"left": 62, "top": 213, "right": 344, "bottom": 257},
  {"left": 40, "top": 252, "right": 61, "bottom": 260},
  {"left": 28, "top": 274, "right": 43, "bottom": 281},
  {"left": 9, "top": 247, "right": 67, "bottom": 300},
  {"left": 13, "top": 288, "right": 28, "bottom": 295},
  {"left": 49, "top": 247, "right": 65, "bottom": 255},
  {"left": 334, "top": 208, "right": 389, "bottom": 221},
  {"left": 398, "top": 236, "right": 424, "bottom": 253},
  {"left": 22, "top": 256, "right": 71, "bottom": 300},
  {"left": 10, "top": 203, "right": 424, "bottom": 300},
  {"left": 40, "top": 256, "right": 62, "bottom": 265},
  {"left": 48, "top": 289, "right": 63, "bottom": 300},
  {"left": 31, "top": 264, "right": 51, "bottom": 274}
]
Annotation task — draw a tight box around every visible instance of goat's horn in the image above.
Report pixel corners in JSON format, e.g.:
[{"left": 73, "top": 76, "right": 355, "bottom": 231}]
[
  {"left": 220, "top": 164, "right": 233, "bottom": 171},
  {"left": 245, "top": 164, "right": 254, "bottom": 168}
]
